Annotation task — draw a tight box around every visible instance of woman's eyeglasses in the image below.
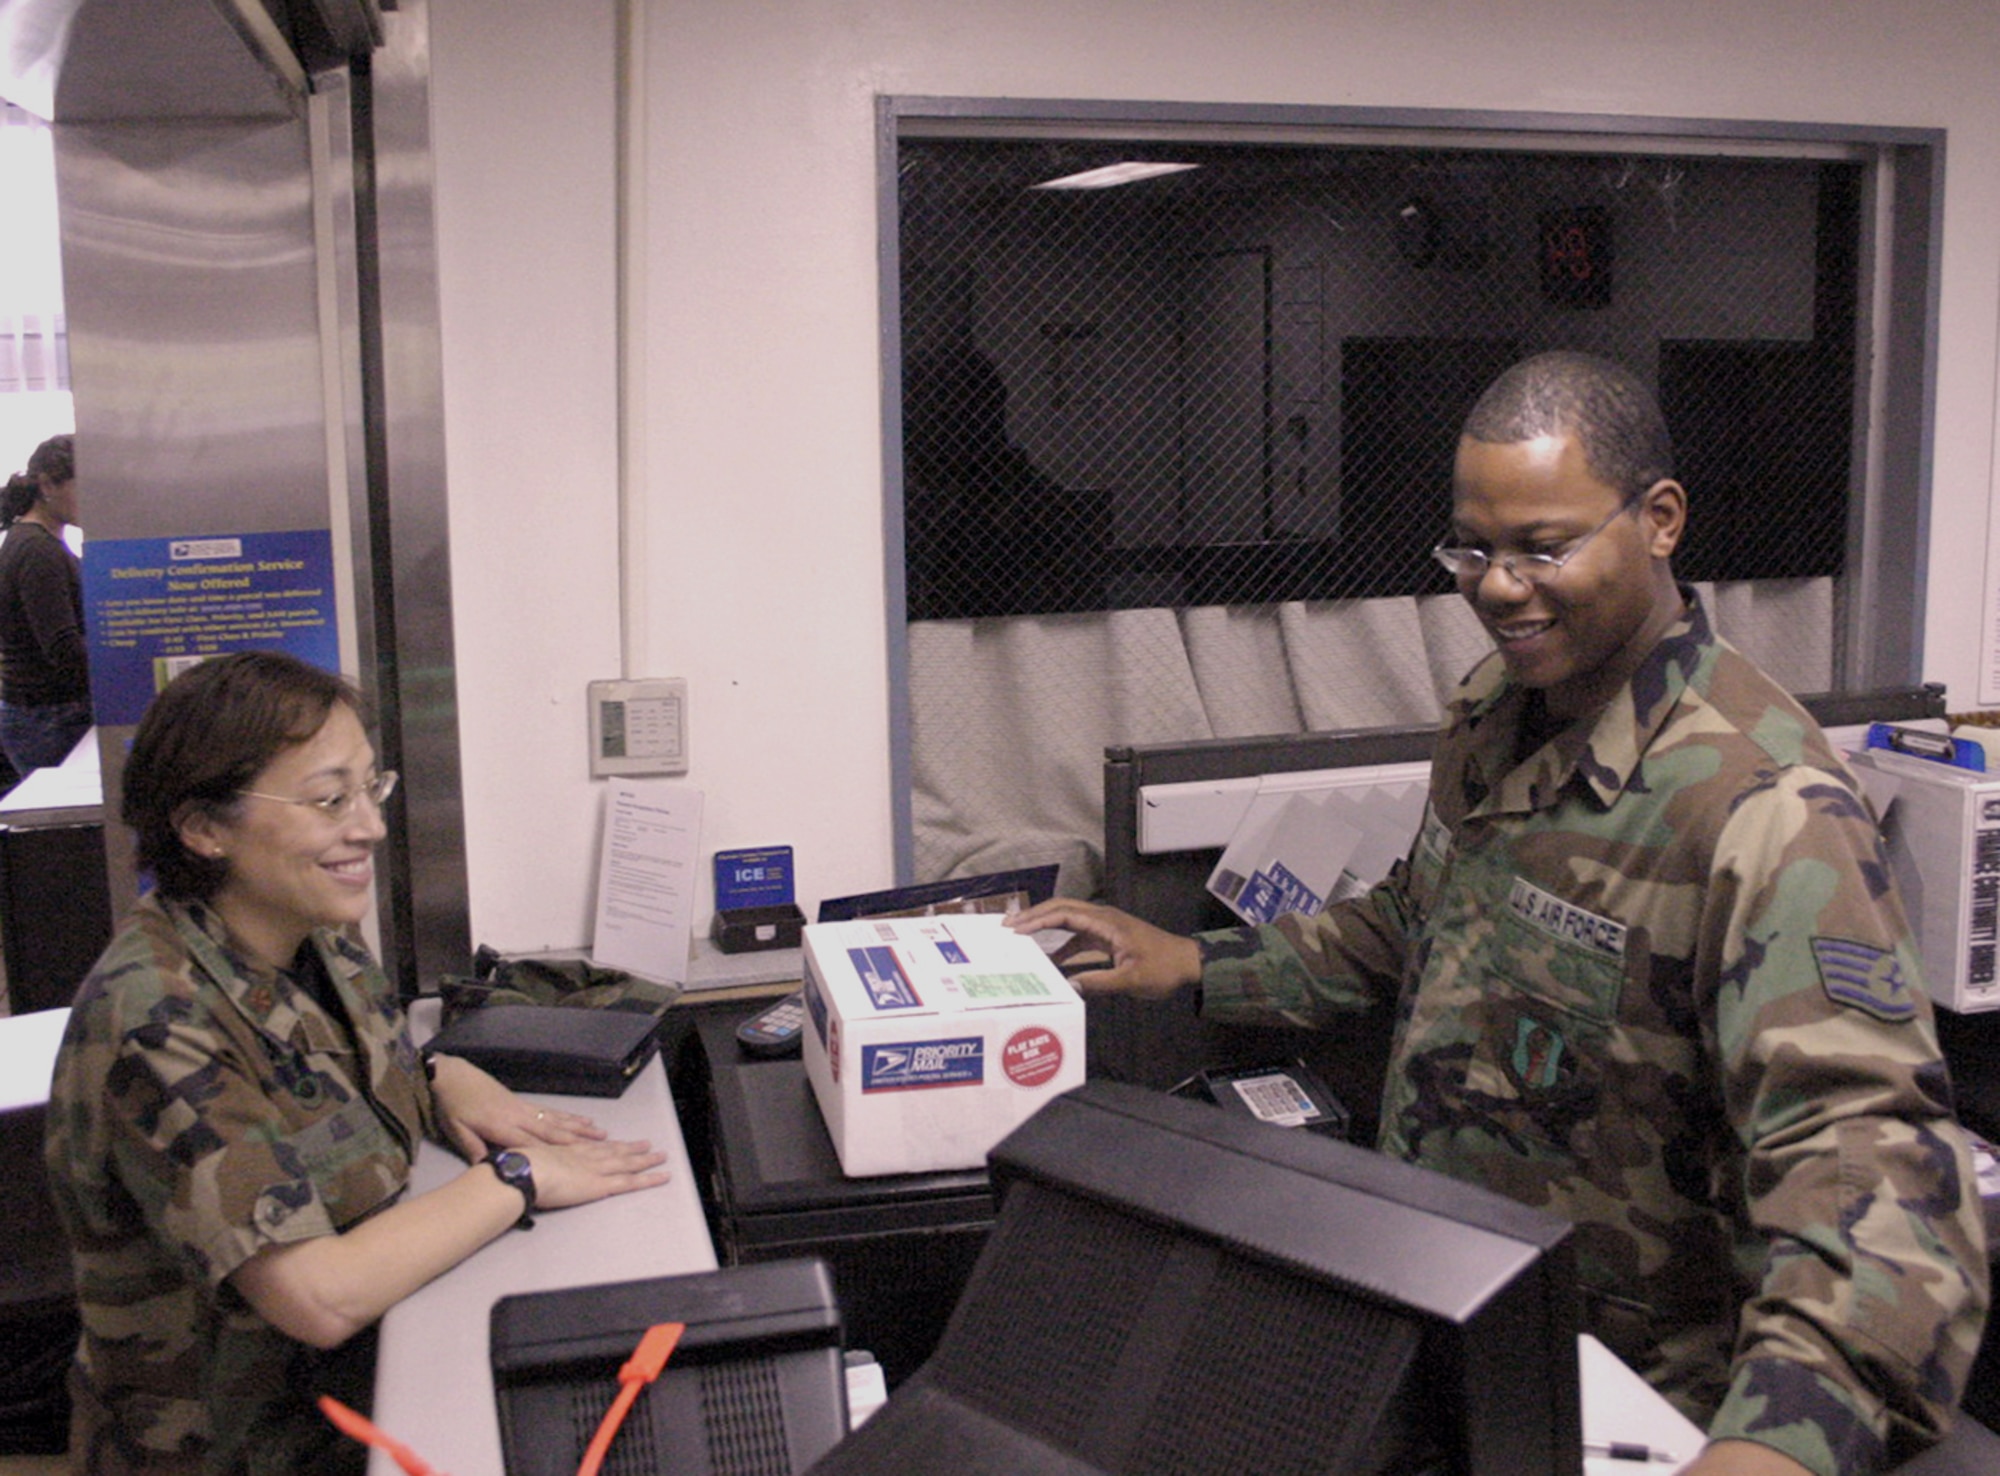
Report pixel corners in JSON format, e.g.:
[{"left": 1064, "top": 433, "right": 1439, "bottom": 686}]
[{"left": 238, "top": 770, "right": 399, "bottom": 823}]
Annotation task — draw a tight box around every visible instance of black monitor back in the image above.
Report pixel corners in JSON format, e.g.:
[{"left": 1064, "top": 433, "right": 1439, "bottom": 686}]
[
  {"left": 808, "top": 1081, "right": 1580, "bottom": 1476},
  {"left": 491, "top": 1258, "right": 848, "bottom": 1476}
]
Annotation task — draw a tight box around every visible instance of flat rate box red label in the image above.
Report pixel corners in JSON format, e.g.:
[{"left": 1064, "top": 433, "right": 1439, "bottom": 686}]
[{"left": 1003, "top": 1027, "right": 1063, "bottom": 1088}]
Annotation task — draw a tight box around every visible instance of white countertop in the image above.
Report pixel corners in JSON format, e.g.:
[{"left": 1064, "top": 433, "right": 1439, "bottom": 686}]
[
  {"left": 1581, "top": 1332, "right": 1707, "bottom": 1474},
  {"left": 367, "top": 1006, "right": 718, "bottom": 1475},
  {"left": 0, "top": 726, "right": 102, "bottom": 818},
  {"left": 18, "top": 982, "right": 1701, "bottom": 1473},
  {"left": 0, "top": 1005, "right": 70, "bottom": 1112}
]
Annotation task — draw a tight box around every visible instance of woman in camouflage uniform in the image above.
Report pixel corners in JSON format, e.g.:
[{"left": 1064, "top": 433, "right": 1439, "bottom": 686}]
[{"left": 44, "top": 652, "right": 672, "bottom": 1474}]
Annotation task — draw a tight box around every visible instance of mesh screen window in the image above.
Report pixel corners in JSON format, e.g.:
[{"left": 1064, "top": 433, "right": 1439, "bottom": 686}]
[{"left": 896, "top": 131, "right": 1868, "bottom": 620}]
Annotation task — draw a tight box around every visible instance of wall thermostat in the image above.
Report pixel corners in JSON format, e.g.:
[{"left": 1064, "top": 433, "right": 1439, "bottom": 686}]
[{"left": 588, "top": 678, "right": 689, "bottom": 777}]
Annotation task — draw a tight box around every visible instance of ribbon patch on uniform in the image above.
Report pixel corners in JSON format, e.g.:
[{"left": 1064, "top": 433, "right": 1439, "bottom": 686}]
[
  {"left": 1511, "top": 1016, "right": 1567, "bottom": 1092},
  {"left": 1812, "top": 936, "right": 1917, "bottom": 1022},
  {"left": 1507, "top": 878, "right": 1626, "bottom": 959}
]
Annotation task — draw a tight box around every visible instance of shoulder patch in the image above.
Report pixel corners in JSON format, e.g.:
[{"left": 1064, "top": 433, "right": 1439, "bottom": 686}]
[{"left": 1811, "top": 936, "right": 1918, "bottom": 1022}]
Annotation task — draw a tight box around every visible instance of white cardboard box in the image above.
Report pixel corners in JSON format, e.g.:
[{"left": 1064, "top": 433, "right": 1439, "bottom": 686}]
[
  {"left": 1848, "top": 745, "right": 2000, "bottom": 1012},
  {"left": 801, "top": 914, "right": 1086, "bottom": 1176}
]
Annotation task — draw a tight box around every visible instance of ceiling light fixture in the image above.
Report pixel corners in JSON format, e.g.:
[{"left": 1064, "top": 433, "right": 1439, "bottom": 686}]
[{"left": 1031, "top": 161, "right": 1201, "bottom": 191}]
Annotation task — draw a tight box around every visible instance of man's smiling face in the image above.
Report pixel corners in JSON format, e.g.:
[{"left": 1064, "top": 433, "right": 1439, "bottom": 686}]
[{"left": 1448, "top": 431, "right": 1685, "bottom": 721}]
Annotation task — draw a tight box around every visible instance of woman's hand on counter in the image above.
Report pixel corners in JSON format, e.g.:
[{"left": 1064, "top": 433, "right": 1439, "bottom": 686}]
[
  {"left": 427, "top": 1051, "right": 609, "bottom": 1161},
  {"left": 520, "top": 1136, "right": 672, "bottom": 1211},
  {"left": 232, "top": 1134, "right": 671, "bottom": 1350}
]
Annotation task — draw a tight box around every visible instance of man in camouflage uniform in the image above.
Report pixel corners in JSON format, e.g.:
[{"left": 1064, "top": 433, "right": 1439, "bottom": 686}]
[
  {"left": 46, "top": 895, "right": 435, "bottom": 1475},
  {"left": 1012, "top": 351, "right": 1988, "bottom": 1476}
]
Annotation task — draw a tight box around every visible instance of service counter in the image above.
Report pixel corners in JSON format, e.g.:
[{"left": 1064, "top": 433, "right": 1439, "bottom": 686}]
[
  {"left": 681, "top": 1004, "right": 995, "bottom": 1388},
  {"left": 0, "top": 1006, "right": 76, "bottom": 1455},
  {"left": 367, "top": 1001, "right": 718, "bottom": 1476},
  {"left": 0, "top": 729, "right": 112, "bottom": 1017},
  {"left": 9, "top": 983, "right": 1987, "bottom": 1474}
]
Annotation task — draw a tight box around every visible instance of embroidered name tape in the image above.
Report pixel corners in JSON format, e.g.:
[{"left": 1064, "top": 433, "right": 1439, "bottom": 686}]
[{"left": 1508, "top": 878, "right": 1627, "bottom": 959}]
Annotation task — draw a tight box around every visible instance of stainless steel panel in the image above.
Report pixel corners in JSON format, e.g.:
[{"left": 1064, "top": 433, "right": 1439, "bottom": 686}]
[
  {"left": 299, "top": 0, "right": 385, "bottom": 59},
  {"left": 31, "top": 0, "right": 467, "bottom": 990},
  {"left": 358, "top": 0, "right": 471, "bottom": 988},
  {"left": 0, "top": 0, "right": 396, "bottom": 123},
  {"left": 57, "top": 111, "right": 333, "bottom": 928},
  {"left": 56, "top": 120, "right": 329, "bottom": 538},
  {"left": 1, "top": 0, "right": 304, "bottom": 124}
]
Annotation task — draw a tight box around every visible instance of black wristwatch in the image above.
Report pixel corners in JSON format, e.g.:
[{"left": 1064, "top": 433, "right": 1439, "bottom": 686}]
[{"left": 484, "top": 1148, "right": 536, "bottom": 1229}]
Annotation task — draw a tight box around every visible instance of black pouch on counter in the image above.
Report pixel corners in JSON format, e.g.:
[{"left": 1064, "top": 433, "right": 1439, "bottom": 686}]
[
  {"left": 425, "top": 1003, "right": 661, "bottom": 1097},
  {"left": 438, "top": 948, "right": 674, "bottom": 1026}
]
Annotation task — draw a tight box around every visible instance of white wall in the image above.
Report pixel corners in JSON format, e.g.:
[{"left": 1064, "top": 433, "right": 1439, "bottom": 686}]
[{"left": 428, "top": 0, "right": 2000, "bottom": 953}]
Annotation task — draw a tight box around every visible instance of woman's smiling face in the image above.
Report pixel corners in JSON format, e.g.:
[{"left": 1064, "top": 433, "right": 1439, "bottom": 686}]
[
  {"left": 182, "top": 702, "right": 387, "bottom": 970},
  {"left": 1448, "top": 431, "right": 1686, "bottom": 721}
]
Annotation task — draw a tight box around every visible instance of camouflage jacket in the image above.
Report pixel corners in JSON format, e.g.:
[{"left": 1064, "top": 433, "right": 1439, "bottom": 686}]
[
  {"left": 1199, "top": 595, "right": 1988, "bottom": 1475},
  {"left": 44, "top": 895, "right": 437, "bottom": 1474}
]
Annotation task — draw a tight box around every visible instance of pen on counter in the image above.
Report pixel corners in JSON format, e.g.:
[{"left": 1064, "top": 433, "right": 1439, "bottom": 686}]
[{"left": 1584, "top": 1438, "right": 1682, "bottom": 1463}]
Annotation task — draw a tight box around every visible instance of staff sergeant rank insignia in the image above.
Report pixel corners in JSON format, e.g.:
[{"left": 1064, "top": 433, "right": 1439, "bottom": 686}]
[
  {"left": 1811, "top": 936, "right": 1918, "bottom": 1022},
  {"left": 1508, "top": 878, "right": 1626, "bottom": 959}
]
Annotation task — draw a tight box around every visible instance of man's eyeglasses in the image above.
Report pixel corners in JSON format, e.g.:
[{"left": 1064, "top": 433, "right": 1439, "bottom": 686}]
[
  {"left": 1433, "top": 500, "right": 1636, "bottom": 586},
  {"left": 239, "top": 770, "right": 399, "bottom": 823}
]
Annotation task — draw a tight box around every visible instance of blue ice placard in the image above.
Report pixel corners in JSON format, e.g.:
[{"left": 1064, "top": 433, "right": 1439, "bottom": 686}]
[
  {"left": 82, "top": 530, "right": 340, "bottom": 725},
  {"left": 713, "top": 845, "right": 795, "bottom": 910}
]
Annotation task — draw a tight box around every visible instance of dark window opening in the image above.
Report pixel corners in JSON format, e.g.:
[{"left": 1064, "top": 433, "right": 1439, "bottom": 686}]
[{"left": 899, "top": 137, "right": 1867, "bottom": 618}]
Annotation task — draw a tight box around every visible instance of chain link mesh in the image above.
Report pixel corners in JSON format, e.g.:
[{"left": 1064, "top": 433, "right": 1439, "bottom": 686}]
[{"left": 899, "top": 139, "right": 1858, "bottom": 622}]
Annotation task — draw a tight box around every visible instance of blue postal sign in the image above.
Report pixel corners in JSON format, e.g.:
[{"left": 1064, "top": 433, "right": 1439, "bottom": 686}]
[
  {"left": 714, "top": 845, "right": 795, "bottom": 911},
  {"left": 83, "top": 530, "right": 340, "bottom": 725}
]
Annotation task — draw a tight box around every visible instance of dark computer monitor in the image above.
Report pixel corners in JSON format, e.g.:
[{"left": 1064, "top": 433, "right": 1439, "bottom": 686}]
[
  {"left": 490, "top": 1258, "right": 849, "bottom": 1476},
  {"left": 807, "top": 1080, "right": 1581, "bottom": 1476}
]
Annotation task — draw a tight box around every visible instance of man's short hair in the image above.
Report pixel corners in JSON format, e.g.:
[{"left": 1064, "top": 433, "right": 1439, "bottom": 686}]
[{"left": 1460, "top": 351, "right": 1674, "bottom": 503}]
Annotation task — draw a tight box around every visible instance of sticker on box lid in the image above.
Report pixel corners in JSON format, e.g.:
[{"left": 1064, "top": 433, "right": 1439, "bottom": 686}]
[
  {"left": 1002, "top": 1026, "right": 1063, "bottom": 1087},
  {"left": 900, "top": 920, "right": 971, "bottom": 964},
  {"left": 956, "top": 972, "right": 1059, "bottom": 1003},
  {"left": 1238, "top": 860, "right": 1324, "bottom": 925},
  {"left": 861, "top": 1037, "right": 984, "bottom": 1092},
  {"left": 847, "top": 946, "right": 922, "bottom": 1010}
]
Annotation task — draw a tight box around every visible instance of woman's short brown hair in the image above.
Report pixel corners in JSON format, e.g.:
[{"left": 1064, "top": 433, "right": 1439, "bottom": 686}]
[{"left": 123, "top": 652, "right": 371, "bottom": 902}]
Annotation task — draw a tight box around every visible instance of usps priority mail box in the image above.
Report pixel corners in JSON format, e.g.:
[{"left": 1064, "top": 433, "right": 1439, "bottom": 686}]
[{"left": 801, "top": 914, "right": 1085, "bottom": 1176}]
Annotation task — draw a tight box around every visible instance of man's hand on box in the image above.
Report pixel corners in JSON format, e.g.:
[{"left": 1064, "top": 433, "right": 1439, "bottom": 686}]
[{"left": 1007, "top": 900, "right": 1203, "bottom": 1000}]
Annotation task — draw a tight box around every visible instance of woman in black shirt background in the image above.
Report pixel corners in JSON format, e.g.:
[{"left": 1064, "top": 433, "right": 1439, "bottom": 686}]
[{"left": 0, "top": 431, "right": 92, "bottom": 784}]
